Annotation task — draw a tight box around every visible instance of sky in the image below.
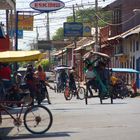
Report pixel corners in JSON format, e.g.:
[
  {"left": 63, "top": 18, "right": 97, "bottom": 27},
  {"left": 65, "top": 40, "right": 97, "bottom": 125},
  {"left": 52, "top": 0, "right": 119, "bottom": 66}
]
[{"left": 1, "top": 0, "right": 116, "bottom": 50}]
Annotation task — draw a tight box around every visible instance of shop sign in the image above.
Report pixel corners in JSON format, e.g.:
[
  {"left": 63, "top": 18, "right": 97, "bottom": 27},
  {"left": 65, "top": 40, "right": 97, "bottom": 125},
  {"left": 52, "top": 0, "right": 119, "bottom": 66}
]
[
  {"left": 30, "top": 0, "right": 65, "bottom": 12},
  {"left": 64, "top": 22, "right": 83, "bottom": 37}
]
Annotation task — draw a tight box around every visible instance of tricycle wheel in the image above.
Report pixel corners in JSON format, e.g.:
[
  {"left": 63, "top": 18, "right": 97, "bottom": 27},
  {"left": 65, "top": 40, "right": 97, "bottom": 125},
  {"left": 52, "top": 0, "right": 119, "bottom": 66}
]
[
  {"left": 85, "top": 90, "right": 88, "bottom": 105},
  {"left": 111, "top": 96, "right": 113, "bottom": 104},
  {"left": 99, "top": 93, "right": 103, "bottom": 104}
]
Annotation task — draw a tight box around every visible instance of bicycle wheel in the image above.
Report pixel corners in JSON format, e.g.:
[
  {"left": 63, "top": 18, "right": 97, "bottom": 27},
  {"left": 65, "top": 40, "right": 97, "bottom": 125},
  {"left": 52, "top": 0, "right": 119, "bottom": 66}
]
[
  {"left": 24, "top": 105, "right": 53, "bottom": 134},
  {"left": 77, "top": 87, "right": 85, "bottom": 100},
  {"left": 85, "top": 89, "right": 88, "bottom": 105},
  {"left": 64, "top": 87, "right": 73, "bottom": 100}
]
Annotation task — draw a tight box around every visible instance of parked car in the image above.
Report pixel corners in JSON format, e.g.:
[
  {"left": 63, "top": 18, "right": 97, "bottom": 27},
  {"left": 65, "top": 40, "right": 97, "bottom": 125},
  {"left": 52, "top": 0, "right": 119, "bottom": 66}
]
[{"left": 45, "top": 71, "right": 55, "bottom": 82}]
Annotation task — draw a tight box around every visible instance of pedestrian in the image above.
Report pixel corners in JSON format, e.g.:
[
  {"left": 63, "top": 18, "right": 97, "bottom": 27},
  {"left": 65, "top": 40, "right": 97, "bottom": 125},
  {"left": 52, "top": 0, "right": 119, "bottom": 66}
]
[{"left": 35, "top": 65, "right": 54, "bottom": 104}]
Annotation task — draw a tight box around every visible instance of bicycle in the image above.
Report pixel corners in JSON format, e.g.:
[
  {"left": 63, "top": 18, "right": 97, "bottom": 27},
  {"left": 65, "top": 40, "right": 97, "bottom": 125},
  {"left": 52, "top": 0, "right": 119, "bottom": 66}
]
[
  {"left": 0, "top": 99, "right": 53, "bottom": 134},
  {"left": 64, "top": 81, "right": 85, "bottom": 100}
]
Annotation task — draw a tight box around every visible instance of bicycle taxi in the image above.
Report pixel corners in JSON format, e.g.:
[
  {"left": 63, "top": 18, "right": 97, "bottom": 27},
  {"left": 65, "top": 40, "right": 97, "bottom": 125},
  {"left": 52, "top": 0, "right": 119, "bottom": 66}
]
[
  {"left": 83, "top": 51, "right": 113, "bottom": 104},
  {"left": 54, "top": 65, "right": 71, "bottom": 93},
  {"left": 0, "top": 50, "right": 53, "bottom": 134},
  {"left": 54, "top": 65, "right": 85, "bottom": 100},
  {"left": 110, "top": 68, "right": 140, "bottom": 98}
]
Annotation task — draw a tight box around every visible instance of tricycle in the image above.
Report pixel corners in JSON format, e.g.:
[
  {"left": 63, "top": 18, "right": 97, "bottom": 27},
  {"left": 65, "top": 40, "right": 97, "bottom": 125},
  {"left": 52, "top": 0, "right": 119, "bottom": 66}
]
[
  {"left": 54, "top": 65, "right": 71, "bottom": 93},
  {"left": 110, "top": 68, "right": 140, "bottom": 98},
  {"left": 0, "top": 50, "right": 53, "bottom": 134},
  {"left": 0, "top": 50, "right": 51, "bottom": 105},
  {"left": 83, "top": 51, "right": 113, "bottom": 104}
]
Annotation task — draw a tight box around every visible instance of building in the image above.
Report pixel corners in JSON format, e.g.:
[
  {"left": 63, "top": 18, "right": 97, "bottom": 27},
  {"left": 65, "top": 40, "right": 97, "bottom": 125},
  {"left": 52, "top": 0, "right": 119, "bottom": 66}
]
[
  {"left": 101, "top": 0, "right": 140, "bottom": 87},
  {"left": 0, "top": 0, "right": 16, "bottom": 51}
]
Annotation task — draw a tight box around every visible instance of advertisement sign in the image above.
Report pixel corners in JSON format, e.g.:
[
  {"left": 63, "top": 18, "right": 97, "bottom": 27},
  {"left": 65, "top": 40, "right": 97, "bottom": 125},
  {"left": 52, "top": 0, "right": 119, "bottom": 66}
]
[
  {"left": 18, "top": 15, "right": 34, "bottom": 31},
  {"left": 38, "top": 40, "right": 52, "bottom": 50},
  {"left": 9, "top": 14, "right": 34, "bottom": 31},
  {"left": 9, "top": 30, "right": 23, "bottom": 39},
  {"left": 30, "top": 0, "right": 65, "bottom": 12},
  {"left": 83, "top": 23, "right": 91, "bottom": 37},
  {"left": 64, "top": 22, "right": 83, "bottom": 37}
]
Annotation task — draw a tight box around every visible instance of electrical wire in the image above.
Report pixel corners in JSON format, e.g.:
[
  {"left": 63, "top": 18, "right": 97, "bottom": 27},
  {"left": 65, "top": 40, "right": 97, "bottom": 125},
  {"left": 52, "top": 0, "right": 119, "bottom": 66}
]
[{"left": 95, "top": 12, "right": 137, "bottom": 26}]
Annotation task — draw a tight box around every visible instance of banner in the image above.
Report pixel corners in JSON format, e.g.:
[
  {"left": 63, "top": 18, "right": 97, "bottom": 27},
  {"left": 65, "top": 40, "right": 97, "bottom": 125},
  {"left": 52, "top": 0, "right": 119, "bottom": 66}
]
[
  {"left": 83, "top": 23, "right": 92, "bottom": 37},
  {"left": 9, "top": 14, "right": 34, "bottom": 31},
  {"left": 18, "top": 15, "right": 34, "bottom": 31}
]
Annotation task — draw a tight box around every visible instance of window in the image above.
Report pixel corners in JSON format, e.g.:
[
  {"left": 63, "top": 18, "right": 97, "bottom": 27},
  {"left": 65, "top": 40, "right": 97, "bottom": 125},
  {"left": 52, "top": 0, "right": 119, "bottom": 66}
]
[
  {"left": 130, "top": 40, "right": 132, "bottom": 52},
  {"left": 133, "top": 56, "right": 135, "bottom": 69},
  {"left": 133, "top": 40, "right": 135, "bottom": 52},
  {"left": 136, "top": 41, "right": 139, "bottom": 51}
]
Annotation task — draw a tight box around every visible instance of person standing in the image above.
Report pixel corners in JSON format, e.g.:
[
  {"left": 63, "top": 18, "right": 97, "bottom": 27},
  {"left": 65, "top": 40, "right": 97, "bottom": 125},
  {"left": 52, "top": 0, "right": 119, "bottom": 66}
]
[{"left": 35, "top": 65, "right": 54, "bottom": 104}]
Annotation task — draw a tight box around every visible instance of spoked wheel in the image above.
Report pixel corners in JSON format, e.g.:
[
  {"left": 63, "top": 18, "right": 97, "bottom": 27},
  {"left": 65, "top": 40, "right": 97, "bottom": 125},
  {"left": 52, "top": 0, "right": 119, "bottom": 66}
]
[
  {"left": 99, "top": 93, "right": 103, "bottom": 104},
  {"left": 64, "top": 87, "right": 73, "bottom": 100},
  {"left": 77, "top": 87, "right": 85, "bottom": 100},
  {"left": 111, "top": 96, "right": 113, "bottom": 104},
  {"left": 85, "top": 89, "right": 88, "bottom": 105},
  {"left": 24, "top": 105, "right": 53, "bottom": 134}
]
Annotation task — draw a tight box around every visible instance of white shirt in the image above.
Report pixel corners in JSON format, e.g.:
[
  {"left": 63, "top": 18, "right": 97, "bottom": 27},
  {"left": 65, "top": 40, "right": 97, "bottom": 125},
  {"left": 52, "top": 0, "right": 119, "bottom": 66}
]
[{"left": 85, "top": 70, "right": 96, "bottom": 79}]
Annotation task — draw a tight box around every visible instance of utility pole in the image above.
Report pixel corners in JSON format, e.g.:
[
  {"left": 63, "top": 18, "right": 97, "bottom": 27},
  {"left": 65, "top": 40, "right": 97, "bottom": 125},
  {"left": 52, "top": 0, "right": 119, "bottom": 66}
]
[
  {"left": 94, "top": 0, "right": 99, "bottom": 52},
  {"left": 36, "top": 26, "right": 39, "bottom": 50},
  {"left": 46, "top": 13, "right": 50, "bottom": 40},
  {"left": 46, "top": 12, "right": 51, "bottom": 63},
  {"left": 72, "top": 4, "right": 76, "bottom": 67}
]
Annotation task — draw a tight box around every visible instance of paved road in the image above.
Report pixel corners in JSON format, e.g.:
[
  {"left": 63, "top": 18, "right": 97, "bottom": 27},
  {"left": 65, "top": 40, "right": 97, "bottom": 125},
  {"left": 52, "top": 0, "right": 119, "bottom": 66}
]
[{"left": 1, "top": 85, "right": 140, "bottom": 140}]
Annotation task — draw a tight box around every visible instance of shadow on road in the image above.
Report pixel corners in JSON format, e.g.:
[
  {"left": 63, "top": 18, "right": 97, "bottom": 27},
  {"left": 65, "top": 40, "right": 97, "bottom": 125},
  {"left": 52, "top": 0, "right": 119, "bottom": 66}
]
[
  {"left": 0, "top": 127, "right": 13, "bottom": 137},
  {"left": 0, "top": 131, "right": 76, "bottom": 140}
]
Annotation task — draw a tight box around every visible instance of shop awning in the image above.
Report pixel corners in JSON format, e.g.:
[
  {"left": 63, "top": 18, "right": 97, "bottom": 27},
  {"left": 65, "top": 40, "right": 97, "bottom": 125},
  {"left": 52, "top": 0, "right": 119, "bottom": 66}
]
[
  {"left": 75, "top": 40, "right": 95, "bottom": 51},
  {"left": 0, "top": 50, "right": 45, "bottom": 62},
  {"left": 52, "top": 49, "right": 66, "bottom": 56}
]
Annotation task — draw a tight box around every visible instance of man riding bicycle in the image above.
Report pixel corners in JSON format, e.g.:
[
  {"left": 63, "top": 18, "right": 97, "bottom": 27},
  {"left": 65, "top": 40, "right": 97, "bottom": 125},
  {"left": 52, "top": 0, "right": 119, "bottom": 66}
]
[{"left": 69, "top": 67, "right": 80, "bottom": 99}]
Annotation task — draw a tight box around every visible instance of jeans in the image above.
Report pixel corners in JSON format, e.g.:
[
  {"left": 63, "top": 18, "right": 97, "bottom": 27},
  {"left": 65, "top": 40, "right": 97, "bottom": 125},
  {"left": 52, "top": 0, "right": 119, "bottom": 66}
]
[{"left": 86, "top": 79, "right": 97, "bottom": 96}]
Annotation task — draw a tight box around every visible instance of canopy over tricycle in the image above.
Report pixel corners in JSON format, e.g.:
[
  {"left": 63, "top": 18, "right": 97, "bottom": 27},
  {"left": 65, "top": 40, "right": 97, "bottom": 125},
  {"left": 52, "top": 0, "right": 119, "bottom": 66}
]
[{"left": 83, "top": 51, "right": 113, "bottom": 104}]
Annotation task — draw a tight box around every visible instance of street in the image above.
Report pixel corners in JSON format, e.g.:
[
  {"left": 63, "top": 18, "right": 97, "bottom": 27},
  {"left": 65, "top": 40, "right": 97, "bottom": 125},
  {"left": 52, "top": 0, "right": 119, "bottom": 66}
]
[{"left": 0, "top": 85, "right": 140, "bottom": 140}]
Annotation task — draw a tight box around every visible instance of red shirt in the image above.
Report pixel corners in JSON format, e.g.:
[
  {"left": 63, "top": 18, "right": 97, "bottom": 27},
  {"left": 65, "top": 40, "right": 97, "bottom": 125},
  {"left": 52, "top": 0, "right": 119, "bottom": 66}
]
[{"left": 0, "top": 66, "right": 11, "bottom": 80}]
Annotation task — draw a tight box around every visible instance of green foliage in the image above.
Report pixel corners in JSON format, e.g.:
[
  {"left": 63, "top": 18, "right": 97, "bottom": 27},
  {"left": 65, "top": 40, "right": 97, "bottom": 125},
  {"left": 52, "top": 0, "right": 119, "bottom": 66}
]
[
  {"left": 52, "top": 7, "right": 112, "bottom": 40},
  {"left": 52, "top": 27, "right": 64, "bottom": 40},
  {"left": 35, "top": 59, "right": 50, "bottom": 71}
]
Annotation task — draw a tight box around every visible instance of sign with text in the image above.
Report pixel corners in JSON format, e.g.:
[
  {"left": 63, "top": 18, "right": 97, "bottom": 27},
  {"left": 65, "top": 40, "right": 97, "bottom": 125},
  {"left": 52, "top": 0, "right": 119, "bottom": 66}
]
[
  {"left": 38, "top": 40, "right": 52, "bottom": 50},
  {"left": 64, "top": 22, "right": 83, "bottom": 37},
  {"left": 9, "top": 14, "right": 34, "bottom": 31},
  {"left": 18, "top": 15, "right": 34, "bottom": 31},
  {"left": 30, "top": 0, "right": 65, "bottom": 12}
]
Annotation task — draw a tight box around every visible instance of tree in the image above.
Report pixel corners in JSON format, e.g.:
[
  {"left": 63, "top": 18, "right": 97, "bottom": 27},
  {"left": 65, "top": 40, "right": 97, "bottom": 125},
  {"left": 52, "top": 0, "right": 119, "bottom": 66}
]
[
  {"left": 35, "top": 59, "right": 50, "bottom": 71},
  {"left": 52, "top": 7, "right": 112, "bottom": 40},
  {"left": 52, "top": 27, "right": 64, "bottom": 40}
]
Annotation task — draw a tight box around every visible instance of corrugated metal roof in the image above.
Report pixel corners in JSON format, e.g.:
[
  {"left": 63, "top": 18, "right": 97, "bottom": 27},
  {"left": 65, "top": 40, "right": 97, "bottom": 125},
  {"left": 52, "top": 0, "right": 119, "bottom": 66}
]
[{"left": 108, "top": 25, "right": 140, "bottom": 41}]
